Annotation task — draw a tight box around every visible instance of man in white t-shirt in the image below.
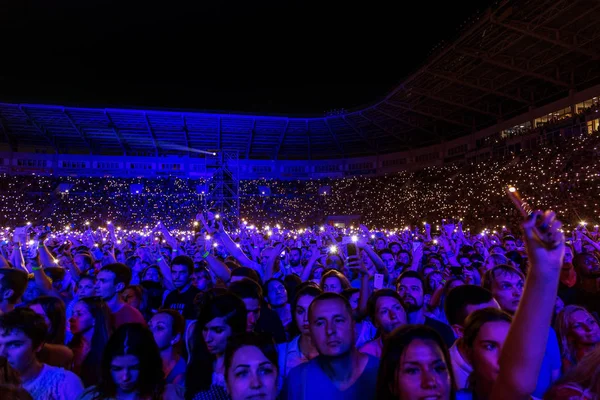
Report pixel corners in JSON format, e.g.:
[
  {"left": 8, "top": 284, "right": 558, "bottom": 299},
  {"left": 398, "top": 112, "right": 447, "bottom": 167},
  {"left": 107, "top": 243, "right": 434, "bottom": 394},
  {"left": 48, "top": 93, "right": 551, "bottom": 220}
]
[{"left": 0, "top": 308, "right": 83, "bottom": 400}]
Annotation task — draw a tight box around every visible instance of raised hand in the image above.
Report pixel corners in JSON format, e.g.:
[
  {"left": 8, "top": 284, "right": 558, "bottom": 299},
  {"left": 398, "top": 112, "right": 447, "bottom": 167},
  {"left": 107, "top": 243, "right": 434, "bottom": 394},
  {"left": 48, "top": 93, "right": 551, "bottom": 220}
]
[{"left": 522, "top": 210, "right": 565, "bottom": 274}]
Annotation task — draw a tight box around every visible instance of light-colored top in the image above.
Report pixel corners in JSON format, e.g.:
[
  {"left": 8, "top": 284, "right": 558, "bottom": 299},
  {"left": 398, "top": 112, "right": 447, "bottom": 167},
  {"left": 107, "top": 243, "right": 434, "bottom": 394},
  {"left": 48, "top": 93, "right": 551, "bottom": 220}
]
[
  {"left": 278, "top": 335, "right": 309, "bottom": 378},
  {"left": 24, "top": 364, "right": 84, "bottom": 400},
  {"left": 449, "top": 340, "right": 473, "bottom": 390}
]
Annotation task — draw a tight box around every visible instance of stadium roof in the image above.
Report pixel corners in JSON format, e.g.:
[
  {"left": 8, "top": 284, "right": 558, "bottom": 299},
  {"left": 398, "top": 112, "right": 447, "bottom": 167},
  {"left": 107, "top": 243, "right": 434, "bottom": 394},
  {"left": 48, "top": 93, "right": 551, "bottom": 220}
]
[{"left": 1, "top": 0, "right": 599, "bottom": 160}]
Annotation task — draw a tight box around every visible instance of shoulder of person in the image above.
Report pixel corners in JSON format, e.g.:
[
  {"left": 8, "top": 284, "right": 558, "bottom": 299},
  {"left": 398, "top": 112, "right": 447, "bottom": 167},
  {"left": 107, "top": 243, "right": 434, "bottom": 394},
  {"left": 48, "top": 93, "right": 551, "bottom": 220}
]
[{"left": 163, "top": 383, "right": 185, "bottom": 400}]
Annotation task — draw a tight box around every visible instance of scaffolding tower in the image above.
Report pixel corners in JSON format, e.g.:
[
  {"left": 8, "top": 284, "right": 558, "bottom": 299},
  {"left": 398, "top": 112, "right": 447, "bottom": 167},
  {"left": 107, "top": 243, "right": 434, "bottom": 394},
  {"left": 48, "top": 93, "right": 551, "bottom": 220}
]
[{"left": 204, "top": 150, "right": 240, "bottom": 224}]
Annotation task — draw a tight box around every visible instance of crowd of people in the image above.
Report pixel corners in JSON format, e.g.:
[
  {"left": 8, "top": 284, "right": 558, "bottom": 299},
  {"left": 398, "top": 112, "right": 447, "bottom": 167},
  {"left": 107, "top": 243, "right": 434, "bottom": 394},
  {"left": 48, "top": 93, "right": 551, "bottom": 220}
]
[
  {"left": 0, "top": 185, "right": 597, "bottom": 399},
  {"left": 1, "top": 127, "right": 600, "bottom": 234}
]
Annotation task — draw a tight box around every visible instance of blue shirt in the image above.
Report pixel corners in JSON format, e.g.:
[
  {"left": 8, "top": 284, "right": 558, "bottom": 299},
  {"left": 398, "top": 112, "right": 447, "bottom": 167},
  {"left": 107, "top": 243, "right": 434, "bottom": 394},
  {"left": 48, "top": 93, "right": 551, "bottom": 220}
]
[
  {"left": 533, "top": 327, "right": 561, "bottom": 398},
  {"left": 281, "top": 354, "right": 379, "bottom": 400}
]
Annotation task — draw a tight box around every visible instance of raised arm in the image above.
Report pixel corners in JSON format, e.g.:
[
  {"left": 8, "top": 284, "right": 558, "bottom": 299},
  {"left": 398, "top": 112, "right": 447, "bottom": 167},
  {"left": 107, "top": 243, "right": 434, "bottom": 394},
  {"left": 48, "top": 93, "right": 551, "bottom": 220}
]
[{"left": 491, "top": 210, "right": 564, "bottom": 400}]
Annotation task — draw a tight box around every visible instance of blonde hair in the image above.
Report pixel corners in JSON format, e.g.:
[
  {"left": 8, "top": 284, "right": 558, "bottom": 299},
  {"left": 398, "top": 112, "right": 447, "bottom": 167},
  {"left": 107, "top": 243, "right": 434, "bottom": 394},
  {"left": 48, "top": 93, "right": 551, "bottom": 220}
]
[
  {"left": 555, "top": 305, "right": 597, "bottom": 366},
  {"left": 547, "top": 344, "right": 600, "bottom": 399}
]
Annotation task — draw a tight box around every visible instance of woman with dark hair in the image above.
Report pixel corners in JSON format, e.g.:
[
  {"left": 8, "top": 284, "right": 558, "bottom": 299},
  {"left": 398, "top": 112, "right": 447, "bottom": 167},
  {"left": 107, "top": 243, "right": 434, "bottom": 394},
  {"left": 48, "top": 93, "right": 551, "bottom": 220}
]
[
  {"left": 278, "top": 284, "right": 322, "bottom": 378},
  {"left": 457, "top": 308, "right": 513, "bottom": 399},
  {"left": 225, "top": 333, "right": 279, "bottom": 400},
  {"left": 28, "top": 296, "right": 67, "bottom": 345},
  {"left": 27, "top": 296, "right": 74, "bottom": 370},
  {"left": 186, "top": 292, "right": 247, "bottom": 400},
  {"left": 149, "top": 309, "right": 186, "bottom": 386},
  {"left": 376, "top": 325, "right": 455, "bottom": 400},
  {"left": 77, "top": 323, "right": 183, "bottom": 400},
  {"left": 320, "top": 269, "right": 351, "bottom": 294},
  {"left": 69, "top": 296, "right": 112, "bottom": 387}
]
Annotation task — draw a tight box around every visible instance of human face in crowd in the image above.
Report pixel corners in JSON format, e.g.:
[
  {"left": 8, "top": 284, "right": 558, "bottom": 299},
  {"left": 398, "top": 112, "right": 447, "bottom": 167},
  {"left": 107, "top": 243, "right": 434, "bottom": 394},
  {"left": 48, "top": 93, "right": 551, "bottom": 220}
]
[
  {"left": 69, "top": 300, "right": 95, "bottom": 335},
  {"left": 397, "top": 277, "right": 424, "bottom": 313},
  {"left": 428, "top": 257, "right": 442, "bottom": 270},
  {"left": 398, "top": 252, "right": 411, "bottom": 266},
  {"left": 395, "top": 339, "right": 451, "bottom": 400},
  {"left": 390, "top": 243, "right": 401, "bottom": 255},
  {"left": 121, "top": 287, "right": 141, "bottom": 310},
  {"left": 323, "top": 277, "right": 343, "bottom": 294},
  {"left": 0, "top": 328, "right": 40, "bottom": 374},
  {"left": 227, "top": 345, "right": 278, "bottom": 400},
  {"left": 348, "top": 292, "right": 360, "bottom": 313},
  {"left": 171, "top": 264, "right": 191, "bottom": 290},
  {"left": 149, "top": 313, "right": 178, "bottom": 351},
  {"left": 563, "top": 247, "right": 573, "bottom": 264},
  {"left": 111, "top": 354, "right": 141, "bottom": 394},
  {"left": 375, "top": 296, "right": 406, "bottom": 335},
  {"left": 266, "top": 280, "right": 287, "bottom": 307},
  {"left": 381, "top": 253, "right": 396, "bottom": 272},
  {"left": 490, "top": 272, "right": 524, "bottom": 314},
  {"left": 191, "top": 269, "right": 210, "bottom": 290},
  {"left": 468, "top": 321, "right": 510, "bottom": 388},
  {"left": 77, "top": 277, "right": 96, "bottom": 298},
  {"left": 376, "top": 239, "right": 386, "bottom": 251},
  {"left": 422, "top": 266, "right": 435, "bottom": 279},
  {"left": 568, "top": 310, "right": 600, "bottom": 347},
  {"left": 458, "top": 256, "right": 471, "bottom": 268},
  {"left": 427, "top": 272, "right": 444, "bottom": 293},
  {"left": 462, "top": 266, "right": 478, "bottom": 285},
  {"left": 503, "top": 240, "right": 517, "bottom": 252},
  {"left": 243, "top": 298, "right": 261, "bottom": 332},
  {"left": 474, "top": 242, "right": 486, "bottom": 255},
  {"left": 295, "top": 295, "right": 316, "bottom": 335},
  {"left": 311, "top": 267, "right": 323, "bottom": 281},
  {"left": 143, "top": 267, "right": 160, "bottom": 283},
  {"left": 289, "top": 249, "right": 302, "bottom": 267},
  {"left": 74, "top": 254, "right": 91, "bottom": 273},
  {"left": 578, "top": 254, "right": 600, "bottom": 277},
  {"left": 203, "top": 317, "right": 233, "bottom": 355},
  {"left": 309, "top": 298, "right": 354, "bottom": 357},
  {"left": 96, "top": 270, "right": 119, "bottom": 300}
]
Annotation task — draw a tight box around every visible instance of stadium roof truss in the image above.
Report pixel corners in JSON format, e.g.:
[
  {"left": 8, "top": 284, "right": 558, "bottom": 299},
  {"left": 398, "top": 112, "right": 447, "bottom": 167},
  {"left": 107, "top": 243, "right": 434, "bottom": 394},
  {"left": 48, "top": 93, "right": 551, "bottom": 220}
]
[{"left": 0, "top": 0, "right": 598, "bottom": 160}]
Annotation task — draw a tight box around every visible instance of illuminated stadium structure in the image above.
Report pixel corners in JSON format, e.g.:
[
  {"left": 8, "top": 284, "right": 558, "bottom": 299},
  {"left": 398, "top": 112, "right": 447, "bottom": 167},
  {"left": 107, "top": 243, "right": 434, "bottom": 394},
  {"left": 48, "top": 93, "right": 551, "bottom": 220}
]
[{"left": 0, "top": 0, "right": 599, "bottom": 180}]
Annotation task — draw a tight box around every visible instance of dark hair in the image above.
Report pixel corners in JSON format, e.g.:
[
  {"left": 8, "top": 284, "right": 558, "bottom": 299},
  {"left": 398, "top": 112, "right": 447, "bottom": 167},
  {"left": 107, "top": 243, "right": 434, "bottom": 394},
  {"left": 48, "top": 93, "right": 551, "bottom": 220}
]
[
  {"left": 341, "top": 287, "right": 360, "bottom": 300},
  {"left": 229, "top": 278, "right": 263, "bottom": 301},
  {"left": 263, "top": 278, "right": 285, "bottom": 300},
  {"left": 378, "top": 249, "right": 393, "bottom": 258},
  {"left": 396, "top": 270, "right": 425, "bottom": 291},
  {"left": 27, "top": 296, "right": 66, "bottom": 345},
  {"left": 444, "top": 285, "right": 495, "bottom": 326},
  {"left": 289, "top": 283, "right": 323, "bottom": 337},
  {"left": 0, "top": 308, "right": 47, "bottom": 349},
  {"left": 154, "top": 309, "right": 185, "bottom": 338},
  {"left": 186, "top": 293, "right": 247, "bottom": 399},
  {"left": 367, "top": 289, "right": 403, "bottom": 323},
  {"left": 171, "top": 255, "right": 194, "bottom": 275},
  {"left": 75, "top": 253, "right": 94, "bottom": 271},
  {"left": 482, "top": 264, "right": 524, "bottom": 291},
  {"left": 283, "top": 274, "right": 302, "bottom": 302},
  {"left": 100, "top": 263, "right": 132, "bottom": 289},
  {"left": 462, "top": 308, "right": 512, "bottom": 348},
  {"left": 0, "top": 268, "right": 29, "bottom": 304},
  {"left": 224, "top": 333, "right": 278, "bottom": 380},
  {"left": 376, "top": 325, "right": 456, "bottom": 400},
  {"left": 308, "top": 292, "right": 352, "bottom": 322},
  {"left": 92, "top": 323, "right": 165, "bottom": 400},
  {"left": 230, "top": 267, "right": 261, "bottom": 284},
  {"left": 69, "top": 296, "right": 112, "bottom": 387},
  {"left": 320, "top": 269, "right": 351, "bottom": 291}
]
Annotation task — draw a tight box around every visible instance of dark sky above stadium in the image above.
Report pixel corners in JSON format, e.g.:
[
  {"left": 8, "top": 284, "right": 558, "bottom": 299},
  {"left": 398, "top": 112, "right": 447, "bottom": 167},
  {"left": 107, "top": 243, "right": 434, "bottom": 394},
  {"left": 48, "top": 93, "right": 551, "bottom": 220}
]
[{"left": 0, "top": 0, "right": 491, "bottom": 115}]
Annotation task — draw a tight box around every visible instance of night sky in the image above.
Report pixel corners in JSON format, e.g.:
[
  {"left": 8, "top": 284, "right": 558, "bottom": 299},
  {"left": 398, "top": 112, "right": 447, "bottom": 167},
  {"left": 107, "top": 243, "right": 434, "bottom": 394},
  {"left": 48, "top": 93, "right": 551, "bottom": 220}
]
[{"left": 0, "top": 0, "right": 492, "bottom": 115}]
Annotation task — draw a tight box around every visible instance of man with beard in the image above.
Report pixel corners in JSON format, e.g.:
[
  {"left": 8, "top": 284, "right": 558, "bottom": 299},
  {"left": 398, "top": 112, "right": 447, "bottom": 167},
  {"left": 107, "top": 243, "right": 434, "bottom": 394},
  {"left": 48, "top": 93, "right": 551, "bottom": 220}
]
[
  {"left": 359, "top": 289, "right": 406, "bottom": 357},
  {"left": 396, "top": 270, "right": 455, "bottom": 347},
  {"left": 288, "top": 247, "right": 304, "bottom": 276},
  {"left": 282, "top": 293, "right": 379, "bottom": 400}
]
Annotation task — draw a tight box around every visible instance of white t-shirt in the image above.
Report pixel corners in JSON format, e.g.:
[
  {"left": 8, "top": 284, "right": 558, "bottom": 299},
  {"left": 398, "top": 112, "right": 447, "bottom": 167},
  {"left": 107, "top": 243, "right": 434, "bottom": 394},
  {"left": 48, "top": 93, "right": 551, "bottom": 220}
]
[
  {"left": 449, "top": 340, "right": 473, "bottom": 390},
  {"left": 23, "top": 364, "right": 84, "bottom": 400}
]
